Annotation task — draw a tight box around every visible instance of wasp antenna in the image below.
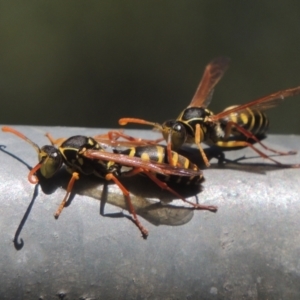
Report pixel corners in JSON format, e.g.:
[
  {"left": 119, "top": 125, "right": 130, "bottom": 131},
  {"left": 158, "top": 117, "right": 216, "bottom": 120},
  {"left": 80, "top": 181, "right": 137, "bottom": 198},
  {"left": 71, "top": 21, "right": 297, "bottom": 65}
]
[
  {"left": 119, "top": 118, "right": 163, "bottom": 130},
  {"left": 28, "top": 162, "right": 42, "bottom": 184},
  {"left": 2, "top": 126, "right": 41, "bottom": 154}
]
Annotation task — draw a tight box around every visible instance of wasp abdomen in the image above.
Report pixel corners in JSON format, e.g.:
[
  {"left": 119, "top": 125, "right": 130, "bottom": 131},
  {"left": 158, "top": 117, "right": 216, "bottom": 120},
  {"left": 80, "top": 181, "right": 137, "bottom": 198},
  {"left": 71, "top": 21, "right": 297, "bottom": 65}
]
[
  {"left": 121, "top": 145, "right": 203, "bottom": 185},
  {"left": 221, "top": 106, "right": 269, "bottom": 138}
]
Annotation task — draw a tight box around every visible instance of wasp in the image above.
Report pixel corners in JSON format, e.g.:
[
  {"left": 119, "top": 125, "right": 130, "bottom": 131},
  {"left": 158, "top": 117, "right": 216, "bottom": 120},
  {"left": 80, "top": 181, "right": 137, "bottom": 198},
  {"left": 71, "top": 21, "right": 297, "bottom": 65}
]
[
  {"left": 2, "top": 126, "right": 216, "bottom": 238},
  {"left": 119, "top": 57, "right": 300, "bottom": 167}
]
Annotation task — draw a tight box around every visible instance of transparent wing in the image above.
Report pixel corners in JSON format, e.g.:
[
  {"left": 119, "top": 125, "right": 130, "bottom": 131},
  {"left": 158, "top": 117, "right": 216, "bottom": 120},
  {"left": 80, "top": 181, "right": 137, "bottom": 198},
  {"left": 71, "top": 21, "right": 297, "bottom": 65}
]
[
  {"left": 84, "top": 150, "right": 202, "bottom": 177},
  {"left": 210, "top": 86, "right": 300, "bottom": 122},
  {"left": 188, "top": 56, "right": 230, "bottom": 108}
]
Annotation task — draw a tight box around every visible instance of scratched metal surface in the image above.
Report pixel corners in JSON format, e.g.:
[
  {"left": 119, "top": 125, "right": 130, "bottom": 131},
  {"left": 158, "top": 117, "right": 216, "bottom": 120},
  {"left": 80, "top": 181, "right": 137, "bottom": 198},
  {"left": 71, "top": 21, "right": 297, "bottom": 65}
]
[{"left": 0, "top": 125, "right": 300, "bottom": 299}]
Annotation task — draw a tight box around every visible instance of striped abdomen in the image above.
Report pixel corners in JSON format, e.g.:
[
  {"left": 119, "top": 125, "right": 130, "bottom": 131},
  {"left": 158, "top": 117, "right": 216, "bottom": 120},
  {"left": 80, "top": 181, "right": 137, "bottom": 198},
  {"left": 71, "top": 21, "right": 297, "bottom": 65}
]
[
  {"left": 221, "top": 105, "right": 269, "bottom": 138},
  {"left": 121, "top": 145, "right": 203, "bottom": 185}
]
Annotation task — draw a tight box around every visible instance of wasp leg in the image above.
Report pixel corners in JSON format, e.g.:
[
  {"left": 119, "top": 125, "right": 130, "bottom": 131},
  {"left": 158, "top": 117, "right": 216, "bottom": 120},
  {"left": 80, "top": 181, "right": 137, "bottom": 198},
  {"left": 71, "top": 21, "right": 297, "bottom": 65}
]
[
  {"left": 122, "top": 167, "right": 217, "bottom": 213},
  {"left": 215, "top": 140, "right": 300, "bottom": 167},
  {"left": 195, "top": 124, "right": 210, "bottom": 167},
  {"left": 108, "top": 130, "right": 163, "bottom": 145},
  {"left": 166, "top": 134, "right": 176, "bottom": 166},
  {"left": 105, "top": 173, "right": 149, "bottom": 238},
  {"left": 224, "top": 121, "right": 297, "bottom": 156},
  {"left": 54, "top": 172, "right": 80, "bottom": 218},
  {"left": 166, "top": 133, "right": 185, "bottom": 168},
  {"left": 45, "top": 133, "right": 67, "bottom": 146},
  {"left": 93, "top": 130, "right": 124, "bottom": 141}
]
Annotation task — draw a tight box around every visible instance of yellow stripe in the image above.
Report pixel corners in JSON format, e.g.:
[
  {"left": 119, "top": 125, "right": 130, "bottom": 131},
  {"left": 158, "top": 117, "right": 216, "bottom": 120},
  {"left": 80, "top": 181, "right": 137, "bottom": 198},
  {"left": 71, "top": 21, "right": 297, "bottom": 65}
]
[
  {"left": 128, "top": 147, "right": 136, "bottom": 157},
  {"left": 246, "top": 108, "right": 255, "bottom": 131},
  {"left": 171, "top": 151, "right": 179, "bottom": 165},
  {"left": 184, "top": 157, "right": 189, "bottom": 169},
  {"left": 216, "top": 141, "right": 247, "bottom": 148},
  {"left": 141, "top": 152, "right": 150, "bottom": 161},
  {"left": 88, "top": 138, "right": 94, "bottom": 146},
  {"left": 157, "top": 146, "right": 165, "bottom": 163},
  {"left": 239, "top": 113, "right": 248, "bottom": 126}
]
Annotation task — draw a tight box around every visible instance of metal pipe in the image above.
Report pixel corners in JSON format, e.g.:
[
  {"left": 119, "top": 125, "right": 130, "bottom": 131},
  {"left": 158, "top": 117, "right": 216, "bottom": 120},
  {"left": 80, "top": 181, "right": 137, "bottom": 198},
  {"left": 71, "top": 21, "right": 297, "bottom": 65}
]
[{"left": 0, "top": 125, "right": 300, "bottom": 299}]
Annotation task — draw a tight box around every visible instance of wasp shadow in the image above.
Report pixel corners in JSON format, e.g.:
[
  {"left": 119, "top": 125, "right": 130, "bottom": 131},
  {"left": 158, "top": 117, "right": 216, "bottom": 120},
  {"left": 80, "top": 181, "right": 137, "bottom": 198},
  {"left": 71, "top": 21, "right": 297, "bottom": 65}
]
[
  {"left": 0, "top": 145, "right": 202, "bottom": 244},
  {"left": 178, "top": 145, "right": 299, "bottom": 175},
  {"left": 0, "top": 145, "right": 40, "bottom": 250},
  {"left": 58, "top": 170, "right": 200, "bottom": 227}
]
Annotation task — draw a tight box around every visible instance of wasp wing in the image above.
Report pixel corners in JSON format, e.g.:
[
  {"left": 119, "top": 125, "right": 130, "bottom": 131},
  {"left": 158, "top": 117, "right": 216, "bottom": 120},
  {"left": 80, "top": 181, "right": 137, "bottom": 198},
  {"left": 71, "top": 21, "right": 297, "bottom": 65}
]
[
  {"left": 188, "top": 56, "right": 230, "bottom": 108},
  {"left": 94, "top": 137, "right": 164, "bottom": 149},
  {"left": 210, "top": 86, "right": 300, "bottom": 122},
  {"left": 84, "top": 150, "right": 202, "bottom": 177}
]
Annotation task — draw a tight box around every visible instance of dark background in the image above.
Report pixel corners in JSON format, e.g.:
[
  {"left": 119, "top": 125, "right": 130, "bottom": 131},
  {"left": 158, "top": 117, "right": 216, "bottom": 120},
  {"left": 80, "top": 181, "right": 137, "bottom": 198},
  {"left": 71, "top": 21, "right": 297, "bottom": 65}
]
[{"left": 1, "top": 1, "right": 300, "bottom": 133}]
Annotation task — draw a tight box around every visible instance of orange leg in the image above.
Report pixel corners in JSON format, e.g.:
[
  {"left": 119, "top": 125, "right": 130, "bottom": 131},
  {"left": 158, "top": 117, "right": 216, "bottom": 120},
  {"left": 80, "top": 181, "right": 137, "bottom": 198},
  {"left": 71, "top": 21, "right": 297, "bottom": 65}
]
[
  {"left": 225, "top": 121, "right": 297, "bottom": 155},
  {"left": 54, "top": 172, "right": 80, "bottom": 218},
  {"left": 217, "top": 140, "right": 300, "bottom": 167},
  {"left": 105, "top": 173, "right": 149, "bottom": 238},
  {"left": 94, "top": 130, "right": 164, "bottom": 146},
  {"left": 166, "top": 133, "right": 176, "bottom": 166},
  {"left": 195, "top": 124, "right": 210, "bottom": 167},
  {"left": 122, "top": 167, "right": 217, "bottom": 213},
  {"left": 145, "top": 171, "right": 217, "bottom": 212},
  {"left": 94, "top": 130, "right": 124, "bottom": 141},
  {"left": 108, "top": 131, "right": 163, "bottom": 145},
  {"left": 222, "top": 121, "right": 299, "bottom": 167}
]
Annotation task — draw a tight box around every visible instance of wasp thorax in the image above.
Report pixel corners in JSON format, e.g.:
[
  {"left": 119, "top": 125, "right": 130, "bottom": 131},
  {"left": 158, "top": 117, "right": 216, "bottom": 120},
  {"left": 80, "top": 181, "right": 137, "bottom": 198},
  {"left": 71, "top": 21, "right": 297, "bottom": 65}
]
[
  {"left": 181, "top": 107, "right": 209, "bottom": 122},
  {"left": 39, "top": 145, "right": 63, "bottom": 178}
]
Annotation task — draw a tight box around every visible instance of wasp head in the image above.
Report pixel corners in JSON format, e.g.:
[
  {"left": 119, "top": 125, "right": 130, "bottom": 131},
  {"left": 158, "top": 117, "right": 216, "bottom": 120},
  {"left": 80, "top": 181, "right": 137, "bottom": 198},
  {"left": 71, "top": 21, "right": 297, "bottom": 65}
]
[
  {"left": 162, "top": 120, "right": 187, "bottom": 150},
  {"left": 38, "top": 145, "right": 63, "bottom": 178}
]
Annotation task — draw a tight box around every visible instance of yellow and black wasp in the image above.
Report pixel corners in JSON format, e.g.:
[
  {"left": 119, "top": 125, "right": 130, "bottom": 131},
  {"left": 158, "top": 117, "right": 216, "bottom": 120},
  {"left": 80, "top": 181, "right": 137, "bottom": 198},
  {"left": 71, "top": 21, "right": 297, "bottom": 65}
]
[
  {"left": 119, "top": 57, "right": 300, "bottom": 167},
  {"left": 2, "top": 126, "right": 216, "bottom": 238}
]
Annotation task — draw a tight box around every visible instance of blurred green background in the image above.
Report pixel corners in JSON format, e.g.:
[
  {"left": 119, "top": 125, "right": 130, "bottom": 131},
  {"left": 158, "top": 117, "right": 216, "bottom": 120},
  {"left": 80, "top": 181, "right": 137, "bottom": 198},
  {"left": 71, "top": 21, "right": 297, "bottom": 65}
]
[{"left": 1, "top": 1, "right": 300, "bottom": 133}]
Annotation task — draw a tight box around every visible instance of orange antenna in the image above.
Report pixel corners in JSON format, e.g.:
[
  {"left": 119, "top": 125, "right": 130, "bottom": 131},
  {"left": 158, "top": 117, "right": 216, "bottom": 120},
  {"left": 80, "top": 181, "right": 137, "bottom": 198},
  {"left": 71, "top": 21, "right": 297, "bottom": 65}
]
[
  {"left": 2, "top": 126, "right": 41, "bottom": 154},
  {"left": 28, "top": 162, "right": 42, "bottom": 183},
  {"left": 119, "top": 118, "right": 163, "bottom": 131}
]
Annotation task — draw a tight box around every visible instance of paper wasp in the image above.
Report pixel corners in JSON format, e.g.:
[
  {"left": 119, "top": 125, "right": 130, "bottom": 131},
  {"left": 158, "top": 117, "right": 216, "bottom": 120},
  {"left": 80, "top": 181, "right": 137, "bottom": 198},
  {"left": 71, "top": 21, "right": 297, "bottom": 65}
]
[
  {"left": 119, "top": 57, "right": 300, "bottom": 167},
  {"left": 2, "top": 126, "right": 216, "bottom": 238}
]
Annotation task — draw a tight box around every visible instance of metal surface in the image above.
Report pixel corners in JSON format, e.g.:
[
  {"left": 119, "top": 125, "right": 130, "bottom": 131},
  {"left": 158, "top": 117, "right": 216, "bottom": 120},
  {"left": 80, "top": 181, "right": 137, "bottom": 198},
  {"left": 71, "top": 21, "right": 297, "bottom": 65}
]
[{"left": 0, "top": 125, "right": 300, "bottom": 299}]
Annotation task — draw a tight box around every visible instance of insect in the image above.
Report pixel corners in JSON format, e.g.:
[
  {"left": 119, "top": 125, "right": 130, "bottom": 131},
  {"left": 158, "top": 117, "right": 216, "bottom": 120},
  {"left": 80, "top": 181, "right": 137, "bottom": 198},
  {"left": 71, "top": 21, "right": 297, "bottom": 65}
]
[
  {"left": 81, "top": 144, "right": 217, "bottom": 215},
  {"left": 2, "top": 126, "right": 216, "bottom": 238},
  {"left": 119, "top": 57, "right": 300, "bottom": 167}
]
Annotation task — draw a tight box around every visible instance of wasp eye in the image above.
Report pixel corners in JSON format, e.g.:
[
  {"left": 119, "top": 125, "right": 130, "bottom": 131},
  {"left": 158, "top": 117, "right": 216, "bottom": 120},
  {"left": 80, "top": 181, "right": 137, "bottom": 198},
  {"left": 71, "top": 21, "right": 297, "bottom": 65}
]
[
  {"left": 168, "top": 122, "right": 186, "bottom": 149},
  {"left": 173, "top": 123, "right": 182, "bottom": 132},
  {"left": 39, "top": 146, "right": 63, "bottom": 178},
  {"left": 51, "top": 152, "right": 58, "bottom": 158}
]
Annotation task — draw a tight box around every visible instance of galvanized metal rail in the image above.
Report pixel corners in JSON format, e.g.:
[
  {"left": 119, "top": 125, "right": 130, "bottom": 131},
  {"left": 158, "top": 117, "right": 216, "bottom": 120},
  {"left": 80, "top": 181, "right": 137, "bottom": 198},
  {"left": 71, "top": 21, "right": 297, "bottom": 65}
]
[{"left": 0, "top": 125, "right": 300, "bottom": 299}]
